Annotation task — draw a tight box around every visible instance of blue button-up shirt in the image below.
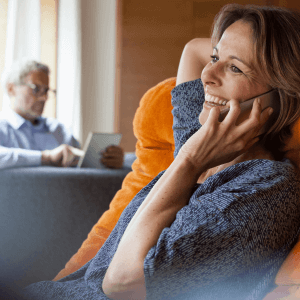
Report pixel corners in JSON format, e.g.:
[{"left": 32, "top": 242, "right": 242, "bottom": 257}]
[{"left": 0, "top": 109, "right": 80, "bottom": 169}]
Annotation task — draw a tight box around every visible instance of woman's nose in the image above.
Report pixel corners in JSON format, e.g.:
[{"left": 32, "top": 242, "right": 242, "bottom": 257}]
[{"left": 201, "top": 63, "right": 222, "bottom": 87}]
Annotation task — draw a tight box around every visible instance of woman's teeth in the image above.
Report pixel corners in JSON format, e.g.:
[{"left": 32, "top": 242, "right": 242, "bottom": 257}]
[{"left": 205, "top": 94, "right": 227, "bottom": 106}]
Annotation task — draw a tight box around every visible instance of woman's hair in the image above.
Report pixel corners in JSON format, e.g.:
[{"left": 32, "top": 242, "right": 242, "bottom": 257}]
[
  {"left": 211, "top": 4, "right": 300, "bottom": 158},
  {"left": 1, "top": 59, "right": 50, "bottom": 95}
]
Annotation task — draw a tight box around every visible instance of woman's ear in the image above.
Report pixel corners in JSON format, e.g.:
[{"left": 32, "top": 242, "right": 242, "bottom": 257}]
[{"left": 6, "top": 83, "right": 16, "bottom": 97}]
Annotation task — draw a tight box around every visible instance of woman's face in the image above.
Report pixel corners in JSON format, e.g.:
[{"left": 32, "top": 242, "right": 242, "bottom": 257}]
[{"left": 199, "top": 20, "right": 271, "bottom": 125}]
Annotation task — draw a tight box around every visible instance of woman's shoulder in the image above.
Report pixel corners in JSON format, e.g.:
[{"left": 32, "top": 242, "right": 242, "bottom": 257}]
[
  {"left": 195, "top": 158, "right": 300, "bottom": 211},
  {"left": 223, "top": 158, "right": 299, "bottom": 186},
  {"left": 189, "top": 158, "right": 300, "bottom": 249},
  {"left": 247, "top": 158, "right": 298, "bottom": 182}
]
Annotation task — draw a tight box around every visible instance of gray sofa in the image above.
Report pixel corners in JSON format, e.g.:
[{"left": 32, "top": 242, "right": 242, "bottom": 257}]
[{"left": 0, "top": 153, "right": 136, "bottom": 292}]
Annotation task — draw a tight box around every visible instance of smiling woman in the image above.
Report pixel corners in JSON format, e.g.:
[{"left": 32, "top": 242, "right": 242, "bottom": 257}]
[{"left": 22, "top": 4, "right": 300, "bottom": 300}]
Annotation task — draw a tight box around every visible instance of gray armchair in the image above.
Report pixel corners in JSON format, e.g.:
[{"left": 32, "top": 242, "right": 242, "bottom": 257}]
[{"left": 0, "top": 153, "right": 136, "bottom": 291}]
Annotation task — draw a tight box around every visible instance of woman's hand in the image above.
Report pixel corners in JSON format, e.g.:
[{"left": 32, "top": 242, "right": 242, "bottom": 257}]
[{"left": 179, "top": 98, "right": 273, "bottom": 172}]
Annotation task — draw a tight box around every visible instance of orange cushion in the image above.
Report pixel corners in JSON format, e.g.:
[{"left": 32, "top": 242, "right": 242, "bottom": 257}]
[
  {"left": 275, "top": 240, "right": 300, "bottom": 285},
  {"left": 53, "top": 77, "right": 176, "bottom": 280}
]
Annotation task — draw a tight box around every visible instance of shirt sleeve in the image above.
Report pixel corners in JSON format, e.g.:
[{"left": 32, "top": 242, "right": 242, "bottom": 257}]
[
  {"left": 171, "top": 78, "right": 205, "bottom": 158},
  {"left": 70, "top": 136, "right": 81, "bottom": 149},
  {"left": 46, "top": 118, "right": 81, "bottom": 149},
  {"left": 0, "top": 146, "right": 42, "bottom": 170}
]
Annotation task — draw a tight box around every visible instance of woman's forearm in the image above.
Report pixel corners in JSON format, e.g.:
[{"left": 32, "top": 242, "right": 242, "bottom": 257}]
[
  {"left": 123, "top": 153, "right": 204, "bottom": 239},
  {"left": 102, "top": 153, "right": 205, "bottom": 299}
]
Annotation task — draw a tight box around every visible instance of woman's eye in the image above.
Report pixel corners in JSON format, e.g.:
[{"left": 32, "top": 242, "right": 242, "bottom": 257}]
[
  {"left": 210, "top": 55, "right": 243, "bottom": 74},
  {"left": 210, "top": 55, "right": 218, "bottom": 63},
  {"left": 230, "top": 65, "right": 242, "bottom": 74}
]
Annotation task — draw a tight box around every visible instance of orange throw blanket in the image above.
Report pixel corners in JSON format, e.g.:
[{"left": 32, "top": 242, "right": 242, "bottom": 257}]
[{"left": 54, "top": 78, "right": 176, "bottom": 280}]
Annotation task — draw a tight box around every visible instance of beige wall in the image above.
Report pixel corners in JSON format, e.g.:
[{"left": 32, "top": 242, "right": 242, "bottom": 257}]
[
  {"left": 0, "top": 0, "right": 57, "bottom": 118},
  {"left": 41, "top": 0, "right": 57, "bottom": 119},
  {"left": 0, "top": 0, "right": 8, "bottom": 111},
  {"left": 81, "top": 0, "right": 117, "bottom": 145}
]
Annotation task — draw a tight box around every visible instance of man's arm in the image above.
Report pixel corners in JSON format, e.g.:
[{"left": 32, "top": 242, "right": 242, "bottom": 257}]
[
  {"left": 0, "top": 146, "right": 42, "bottom": 170},
  {"left": 0, "top": 145, "right": 83, "bottom": 170},
  {"left": 41, "top": 144, "right": 84, "bottom": 167}
]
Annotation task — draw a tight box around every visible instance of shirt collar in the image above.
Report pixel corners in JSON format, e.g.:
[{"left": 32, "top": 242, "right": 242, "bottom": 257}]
[{"left": 1, "top": 108, "right": 47, "bottom": 130}]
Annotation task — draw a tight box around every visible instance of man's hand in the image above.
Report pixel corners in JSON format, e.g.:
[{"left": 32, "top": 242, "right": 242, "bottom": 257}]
[
  {"left": 101, "top": 145, "right": 124, "bottom": 169},
  {"left": 41, "top": 144, "right": 84, "bottom": 167}
]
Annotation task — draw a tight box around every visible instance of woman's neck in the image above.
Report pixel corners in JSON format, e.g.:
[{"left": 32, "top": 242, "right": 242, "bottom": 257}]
[{"left": 197, "top": 143, "right": 275, "bottom": 184}]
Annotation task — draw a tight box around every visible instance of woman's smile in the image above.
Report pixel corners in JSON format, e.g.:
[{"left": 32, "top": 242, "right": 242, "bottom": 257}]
[
  {"left": 205, "top": 93, "right": 228, "bottom": 106},
  {"left": 204, "top": 93, "right": 228, "bottom": 111}
]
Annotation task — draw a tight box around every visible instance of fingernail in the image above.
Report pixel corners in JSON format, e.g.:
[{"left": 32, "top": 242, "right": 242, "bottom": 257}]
[
  {"left": 257, "top": 98, "right": 261, "bottom": 104},
  {"left": 269, "top": 108, "right": 273, "bottom": 115}
]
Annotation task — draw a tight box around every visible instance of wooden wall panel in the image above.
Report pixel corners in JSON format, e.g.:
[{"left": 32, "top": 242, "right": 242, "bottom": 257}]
[
  {"left": 273, "top": 0, "right": 300, "bottom": 8},
  {"left": 117, "top": 0, "right": 271, "bottom": 152}
]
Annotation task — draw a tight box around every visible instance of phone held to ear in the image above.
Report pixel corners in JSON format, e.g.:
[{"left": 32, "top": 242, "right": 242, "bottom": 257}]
[{"left": 218, "top": 89, "right": 280, "bottom": 135}]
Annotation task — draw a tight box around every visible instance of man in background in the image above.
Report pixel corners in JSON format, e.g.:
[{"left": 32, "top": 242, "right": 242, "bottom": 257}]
[{"left": 0, "top": 60, "right": 123, "bottom": 169}]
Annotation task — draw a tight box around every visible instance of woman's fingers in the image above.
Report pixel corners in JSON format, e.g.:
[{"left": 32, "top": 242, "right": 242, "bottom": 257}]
[
  {"left": 249, "top": 98, "right": 261, "bottom": 121},
  {"left": 260, "top": 107, "right": 273, "bottom": 126},
  {"left": 205, "top": 106, "right": 220, "bottom": 128},
  {"left": 239, "top": 98, "right": 273, "bottom": 138},
  {"left": 222, "top": 99, "right": 241, "bottom": 126},
  {"left": 237, "top": 98, "right": 261, "bottom": 133}
]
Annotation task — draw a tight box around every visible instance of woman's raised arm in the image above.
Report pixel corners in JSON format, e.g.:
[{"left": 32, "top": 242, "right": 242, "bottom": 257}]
[
  {"left": 176, "top": 38, "right": 212, "bottom": 86},
  {"left": 102, "top": 96, "right": 272, "bottom": 299}
]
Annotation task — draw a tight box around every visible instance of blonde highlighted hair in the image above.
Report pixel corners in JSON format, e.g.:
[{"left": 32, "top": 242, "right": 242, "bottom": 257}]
[{"left": 212, "top": 4, "right": 300, "bottom": 157}]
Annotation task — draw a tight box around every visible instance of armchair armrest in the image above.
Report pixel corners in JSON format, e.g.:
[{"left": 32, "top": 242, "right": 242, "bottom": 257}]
[{"left": 0, "top": 153, "right": 135, "bottom": 289}]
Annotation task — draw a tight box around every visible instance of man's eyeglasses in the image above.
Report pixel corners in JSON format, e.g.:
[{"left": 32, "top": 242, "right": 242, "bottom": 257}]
[{"left": 22, "top": 83, "right": 56, "bottom": 97}]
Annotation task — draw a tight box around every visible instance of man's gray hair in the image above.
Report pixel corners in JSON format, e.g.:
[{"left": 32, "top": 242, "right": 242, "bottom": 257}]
[{"left": 1, "top": 60, "right": 50, "bottom": 94}]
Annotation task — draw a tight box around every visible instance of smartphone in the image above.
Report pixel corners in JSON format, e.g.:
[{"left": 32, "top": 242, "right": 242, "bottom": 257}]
[{"left": 218, "top": 89, "right": 280, "bottom": 135}]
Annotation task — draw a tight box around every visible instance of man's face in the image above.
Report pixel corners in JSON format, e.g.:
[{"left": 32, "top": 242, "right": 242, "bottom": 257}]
[{"left": 10, "top": 70, "right": 49, "bottom": 122}]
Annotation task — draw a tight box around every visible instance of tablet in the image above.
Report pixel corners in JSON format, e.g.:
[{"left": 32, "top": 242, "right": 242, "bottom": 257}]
[{"left": 77, "top": 132, "right": 122, "bottom": 169}]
